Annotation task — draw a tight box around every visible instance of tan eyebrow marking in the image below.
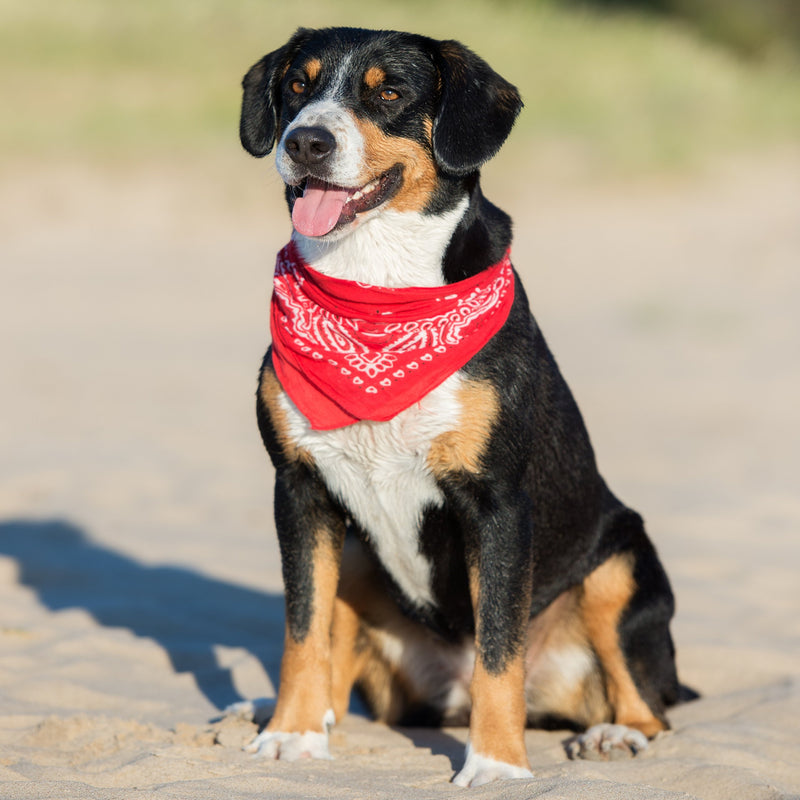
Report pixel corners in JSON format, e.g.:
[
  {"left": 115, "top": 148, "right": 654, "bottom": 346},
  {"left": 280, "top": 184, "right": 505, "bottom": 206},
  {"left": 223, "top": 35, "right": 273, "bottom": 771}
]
[
  {"left": 364, "top": 66, "right": 386, "bottom": 89},
  {"left": 304, "top": 57, "right": 322, "bottom": 81}
]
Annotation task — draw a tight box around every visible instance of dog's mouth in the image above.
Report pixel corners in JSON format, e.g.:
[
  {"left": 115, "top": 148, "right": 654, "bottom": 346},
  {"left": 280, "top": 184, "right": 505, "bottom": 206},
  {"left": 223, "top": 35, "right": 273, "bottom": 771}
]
[{"left": 290, "top": 165, "right": 403, "bottom": 238}]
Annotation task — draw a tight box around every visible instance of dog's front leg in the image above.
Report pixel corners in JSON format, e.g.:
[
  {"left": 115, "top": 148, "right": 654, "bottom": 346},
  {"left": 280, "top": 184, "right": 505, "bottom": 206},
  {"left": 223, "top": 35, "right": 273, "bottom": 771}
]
[
  {"left": 452, "top": 501, "right": 534, "bottom": 788},
  {"left": 247, "top": 465, "right": 346, "bottom": 760}
]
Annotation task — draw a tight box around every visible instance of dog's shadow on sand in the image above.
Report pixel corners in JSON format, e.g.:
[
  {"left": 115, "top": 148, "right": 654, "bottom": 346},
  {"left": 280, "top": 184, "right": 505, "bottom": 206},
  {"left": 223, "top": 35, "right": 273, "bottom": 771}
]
[
  {"left": 0, "top": 518, "right": 465, "bottom": 768},
  {"left": 0, "top": 517, "right": 284, "bottom": 711}
]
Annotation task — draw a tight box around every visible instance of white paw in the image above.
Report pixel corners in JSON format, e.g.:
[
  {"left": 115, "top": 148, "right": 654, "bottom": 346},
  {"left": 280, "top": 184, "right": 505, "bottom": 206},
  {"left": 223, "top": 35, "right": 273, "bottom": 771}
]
[
  {"left": 566, "top": 723, "right": 649, "bottom": 761},
  {"left": 452, "top": 743, "right": 533, "bottom": 788},
  {"left": 245, "top": 709, "right": 335, "bottom": 761}
]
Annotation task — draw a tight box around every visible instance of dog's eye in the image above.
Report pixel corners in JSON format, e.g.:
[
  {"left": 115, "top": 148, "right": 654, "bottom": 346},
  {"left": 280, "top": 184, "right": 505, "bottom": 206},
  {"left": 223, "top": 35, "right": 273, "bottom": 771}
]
[
  {"left": 290, "top": 79, "right": 307, "bottom": 95},
  {"left": 380, "top": 88, "right": 400, "bottom": 102}
]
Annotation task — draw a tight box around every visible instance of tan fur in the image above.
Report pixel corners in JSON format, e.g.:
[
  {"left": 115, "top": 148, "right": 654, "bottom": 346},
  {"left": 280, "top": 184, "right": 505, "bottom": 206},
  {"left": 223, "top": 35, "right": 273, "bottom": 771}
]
[
  {"left": 327, "top": 550, "right": 664, "bottom": 744},
  {"left": 355, "top": 630, "right": 416, "bottom": 724},
  {"left": 581, "top": 553, "right": 667, "bottom": 736},
  {"left": 304, "top": 57, "right": 322, "bottom": 82},
  {"left": 334, "top": 540, "right": 473, "bottom": 726},
  {"left": 467, "top": 561, "right": 480, "bottom": 610},
  {"left": 467, "top": 564, "right": 530, "bottom": 768},
  {"left": 330, "top": 596, "right": 369, "bottom": 721},
  {"left": 333, "top": 542, "right": 422, "bottom": 724},
  {"left": 469, "top": 657, "right": 529, "bottom": 767},
  {"left": 364, "top": 66, "right": 386, "bottom": 88},
  {"left": 325, "top": 536, "right": 664, "bottom": 747},
  {"left": 422, "top": 117, "right": 433, "bottom": 145},
  {"left": 427, "top": 380, "right": 499, "bottom": 477},
  {"left": 259, "top": 365, "right": 313, "bottom": 465},
  {"left": 355, "top": 118, "right": 438, "bottom": 214},
  {"left": 267, "top": 536, "right": 341, "bottom": 733},
  {"left": 524, "top": 589, "right": 609, "bottom": 727}
]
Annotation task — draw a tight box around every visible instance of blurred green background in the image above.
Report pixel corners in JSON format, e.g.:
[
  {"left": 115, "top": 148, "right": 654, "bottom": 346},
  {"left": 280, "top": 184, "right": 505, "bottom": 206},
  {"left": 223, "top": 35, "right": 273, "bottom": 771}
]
[{"left": 1, "top": 0, "right": 798, "bottom": 175}]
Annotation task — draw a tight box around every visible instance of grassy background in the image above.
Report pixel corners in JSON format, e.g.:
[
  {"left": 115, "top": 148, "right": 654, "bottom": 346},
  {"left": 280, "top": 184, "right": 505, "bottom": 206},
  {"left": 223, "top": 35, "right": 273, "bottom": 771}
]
[
  {"left": 572, "top": 0, "right": 800, "bottom": 59},
  {"left": 1, "top": 0, "right": 798, "bottom": 175}
]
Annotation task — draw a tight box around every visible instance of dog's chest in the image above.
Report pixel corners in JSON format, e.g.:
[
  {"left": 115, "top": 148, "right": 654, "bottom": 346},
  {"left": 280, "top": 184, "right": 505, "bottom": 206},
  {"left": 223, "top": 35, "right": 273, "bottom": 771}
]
[{"left": 281, "top": 375, "right": 463, "bottom": 608}]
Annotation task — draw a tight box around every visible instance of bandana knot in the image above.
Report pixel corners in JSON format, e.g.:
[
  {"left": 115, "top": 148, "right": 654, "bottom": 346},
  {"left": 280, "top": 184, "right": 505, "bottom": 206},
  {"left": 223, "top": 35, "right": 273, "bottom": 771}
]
[{"left": 270, "top": 241, "right": 515, "bottom": 429}]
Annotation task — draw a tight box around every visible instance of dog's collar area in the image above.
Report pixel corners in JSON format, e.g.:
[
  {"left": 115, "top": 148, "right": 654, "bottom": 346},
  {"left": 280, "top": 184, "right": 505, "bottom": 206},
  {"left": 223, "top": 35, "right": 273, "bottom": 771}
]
[
  {"left": 290, "top": 165, "right": 404, "bottom": 238},
  {"left": 270, "top": 241, "right": 515, "bottom": 429}
]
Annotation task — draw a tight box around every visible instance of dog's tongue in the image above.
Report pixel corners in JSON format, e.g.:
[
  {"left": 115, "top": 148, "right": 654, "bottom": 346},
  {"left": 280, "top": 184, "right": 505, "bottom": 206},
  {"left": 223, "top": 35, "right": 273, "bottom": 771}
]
[{"left": 291, "top": 178, "right": 350, "bottom": 237}]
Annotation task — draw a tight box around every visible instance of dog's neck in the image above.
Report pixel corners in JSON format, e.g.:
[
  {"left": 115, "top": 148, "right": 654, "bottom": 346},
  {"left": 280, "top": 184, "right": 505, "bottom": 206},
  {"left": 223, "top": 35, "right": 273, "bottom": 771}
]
[{"left": 293, "top": 198, "right": 470, "bottom": 289}]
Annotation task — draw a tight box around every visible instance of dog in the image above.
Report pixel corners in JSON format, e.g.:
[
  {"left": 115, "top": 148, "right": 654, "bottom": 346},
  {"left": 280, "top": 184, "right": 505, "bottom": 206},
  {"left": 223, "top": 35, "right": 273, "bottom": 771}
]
[{"left": 237, "top": 26, "right": 683, "bottom": 787}]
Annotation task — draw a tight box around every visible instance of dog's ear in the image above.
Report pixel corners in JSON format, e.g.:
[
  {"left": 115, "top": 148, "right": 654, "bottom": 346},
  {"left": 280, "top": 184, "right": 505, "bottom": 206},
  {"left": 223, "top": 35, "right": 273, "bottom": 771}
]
[
  {"left": 240, "top": 29, "right": 312, "bottom": 157},
  {"left": 430, "top": 40, "right": 522, "bottom": 176}
]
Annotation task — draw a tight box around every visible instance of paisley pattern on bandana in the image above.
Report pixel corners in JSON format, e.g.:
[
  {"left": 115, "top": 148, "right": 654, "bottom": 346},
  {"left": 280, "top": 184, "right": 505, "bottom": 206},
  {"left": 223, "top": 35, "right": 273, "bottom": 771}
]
[{"left": 270, "top": 241, "right": 515, "bottom": 430}]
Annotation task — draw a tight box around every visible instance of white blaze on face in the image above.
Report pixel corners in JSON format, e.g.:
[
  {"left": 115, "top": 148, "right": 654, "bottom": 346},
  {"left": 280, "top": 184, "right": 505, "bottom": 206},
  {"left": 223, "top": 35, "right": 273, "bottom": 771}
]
[
  {"left": 276, "top": 98, "right": 367, "bottom": 237},
  {"left": 277, "top": 97, "right": 367, "bottom": 184},
  {"left": 275, "top": 48, "right": 372, "bottom": 238},
  {"left": 274, "top": 50, "right": 470, "bottom": 287}
]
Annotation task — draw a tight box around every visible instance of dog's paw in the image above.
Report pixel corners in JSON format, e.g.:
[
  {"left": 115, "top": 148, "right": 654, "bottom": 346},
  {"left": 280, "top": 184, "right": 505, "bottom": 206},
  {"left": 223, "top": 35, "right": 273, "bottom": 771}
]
[
  {"left": 245, "top": 729, "right": 333, "bottom": 761},
  {"left": 245, "top": 709, "right": 335, "bottom": 761},
  {"left": 565, "top": 723, "right": 649, "bottom": 761},
  {"left": 452, "top": 743, "right": 533, "bottom": 788}
]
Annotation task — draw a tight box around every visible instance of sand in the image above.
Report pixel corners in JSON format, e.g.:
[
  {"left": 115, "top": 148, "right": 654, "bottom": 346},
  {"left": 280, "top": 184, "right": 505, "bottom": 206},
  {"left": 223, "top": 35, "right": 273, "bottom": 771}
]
[{"left": 1, "top": 150, "right": 798, "bottom": 799}]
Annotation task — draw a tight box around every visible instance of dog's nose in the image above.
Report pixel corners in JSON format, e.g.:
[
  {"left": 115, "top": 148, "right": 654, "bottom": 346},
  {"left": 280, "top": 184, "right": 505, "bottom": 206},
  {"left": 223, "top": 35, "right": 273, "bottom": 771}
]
[{"left": 284, "top": 126, "right": 336, "bottom": 166}]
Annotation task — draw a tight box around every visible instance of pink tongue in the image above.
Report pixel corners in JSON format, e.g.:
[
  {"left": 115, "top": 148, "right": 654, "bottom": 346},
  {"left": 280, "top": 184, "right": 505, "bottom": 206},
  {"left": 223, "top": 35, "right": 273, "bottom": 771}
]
[{"left": 291, "top": 178, "right": 350, "bottom": 237}]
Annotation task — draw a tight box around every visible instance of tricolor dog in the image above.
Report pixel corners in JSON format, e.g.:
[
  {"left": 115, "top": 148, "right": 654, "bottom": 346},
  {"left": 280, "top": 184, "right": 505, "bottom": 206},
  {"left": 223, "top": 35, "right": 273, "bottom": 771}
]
[{"left": 237, "top": 26, "right": 685, "bottom": 787}]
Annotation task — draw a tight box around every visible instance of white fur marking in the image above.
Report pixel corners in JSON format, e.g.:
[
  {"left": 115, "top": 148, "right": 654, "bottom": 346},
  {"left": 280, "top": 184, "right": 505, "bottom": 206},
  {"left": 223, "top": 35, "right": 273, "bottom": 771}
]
[
  {"left": 281, "top": 374, "right": 464, "bottom": 608},
  {"left": 452, "top": 742, "right": 533, "bottom": 788},
  {"left": 276, "top": 97, "right": 365, "bottom": 189},
  {"left": 325, "top": 53, "right": 355, "bottom": 99},
  {"left": 529, "top": 644, "right": 595, "bottom": 689},
  {"left": 295, "top": 199, "right": 469, "bottom": 287},
  {"left": 246, "top": 709, "right": 335, "bottom": 761},
  {"left": 566, "top": 723, "right": 649, "bottom": 761}
]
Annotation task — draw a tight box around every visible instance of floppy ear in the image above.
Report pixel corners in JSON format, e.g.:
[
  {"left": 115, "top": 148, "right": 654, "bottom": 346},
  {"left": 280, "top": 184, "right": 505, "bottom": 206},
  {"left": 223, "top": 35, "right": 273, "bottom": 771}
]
[
  {"left": 430, "top": 40, "right": 523, "bottom": 175},
  {"left": 240, "top": 29, "right": 312, "bottom": 157}
]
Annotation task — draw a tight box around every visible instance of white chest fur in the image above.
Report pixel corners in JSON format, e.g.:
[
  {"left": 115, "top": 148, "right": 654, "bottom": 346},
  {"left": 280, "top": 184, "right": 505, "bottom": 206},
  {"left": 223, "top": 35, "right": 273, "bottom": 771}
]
[
  {"left": 294, "top": 199, "right": 469, "bottom": 287},
  {"left": 280, "top": 374, "right": 464, "bottom": 608}
]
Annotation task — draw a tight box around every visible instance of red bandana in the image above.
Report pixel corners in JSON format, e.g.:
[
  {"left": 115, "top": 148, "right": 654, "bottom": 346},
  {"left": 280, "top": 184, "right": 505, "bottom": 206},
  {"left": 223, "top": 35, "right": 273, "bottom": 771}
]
[{"left": 270, "top": 241, "right": 515, "bottom": 430}]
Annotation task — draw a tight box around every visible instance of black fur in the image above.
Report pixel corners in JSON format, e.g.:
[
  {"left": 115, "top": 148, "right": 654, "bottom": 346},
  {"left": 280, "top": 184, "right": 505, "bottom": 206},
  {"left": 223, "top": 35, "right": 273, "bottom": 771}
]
[
  {"left": 240, "top": 30, "right": 312, "bottom": 157},
  {"left": 240, "top": 27, "right": 521, "bottom": 178},
  {"left": 243, "top": 27, "right": 684, "bottom": 756},
  {"left": 429, "top": 40, "right": 523, "bottom": 175}
]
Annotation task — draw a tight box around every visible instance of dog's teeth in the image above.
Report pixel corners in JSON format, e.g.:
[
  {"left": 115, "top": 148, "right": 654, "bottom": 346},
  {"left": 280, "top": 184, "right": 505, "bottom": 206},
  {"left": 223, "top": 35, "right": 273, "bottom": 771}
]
[{"left": 345, "top": 176, "right": 383, "bottom": 206}]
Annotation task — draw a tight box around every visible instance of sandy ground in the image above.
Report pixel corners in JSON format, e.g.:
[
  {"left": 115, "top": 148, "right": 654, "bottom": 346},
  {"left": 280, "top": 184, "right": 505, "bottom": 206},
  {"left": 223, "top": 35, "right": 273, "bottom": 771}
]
[{"left": 1, "top": 150, "right": 798, "bottom": 799}]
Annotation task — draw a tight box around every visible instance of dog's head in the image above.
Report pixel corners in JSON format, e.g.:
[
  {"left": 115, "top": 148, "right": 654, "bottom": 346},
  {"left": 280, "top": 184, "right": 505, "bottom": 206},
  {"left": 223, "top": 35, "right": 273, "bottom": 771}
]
[{"left": 240, "top": 27, "right": 522, "bottom": 239}]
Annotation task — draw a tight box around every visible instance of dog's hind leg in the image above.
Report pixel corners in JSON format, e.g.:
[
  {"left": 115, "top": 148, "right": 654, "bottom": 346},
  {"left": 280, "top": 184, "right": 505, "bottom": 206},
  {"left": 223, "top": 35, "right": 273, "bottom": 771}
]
[
  {"left": 330, "top": 594, "right": 370, "bottom": 723},
  {"left": 569, "top": 542, "right": 679, "bottom": 759},
  {"left": 523, "top": 587, "right": 610, "bottom": 731}
]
